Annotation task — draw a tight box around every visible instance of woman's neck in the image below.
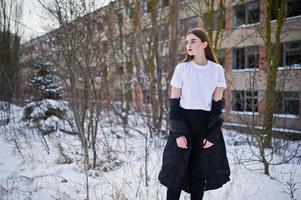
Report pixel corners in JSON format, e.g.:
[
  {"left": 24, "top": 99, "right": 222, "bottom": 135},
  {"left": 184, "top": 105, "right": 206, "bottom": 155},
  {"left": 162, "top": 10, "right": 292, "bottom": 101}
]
[{"left": 193, "top": 54, "right": 208, "bottom": 66}]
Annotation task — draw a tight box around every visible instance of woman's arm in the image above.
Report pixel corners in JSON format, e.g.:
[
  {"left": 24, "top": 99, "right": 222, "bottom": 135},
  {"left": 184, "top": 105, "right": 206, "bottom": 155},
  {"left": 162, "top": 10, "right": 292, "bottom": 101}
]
[
  {"left": 212, "top": 87, "right": 225, "bottom": 101},
  {"left": 171, "top": 86, "right": 181, "bottom": 98}
]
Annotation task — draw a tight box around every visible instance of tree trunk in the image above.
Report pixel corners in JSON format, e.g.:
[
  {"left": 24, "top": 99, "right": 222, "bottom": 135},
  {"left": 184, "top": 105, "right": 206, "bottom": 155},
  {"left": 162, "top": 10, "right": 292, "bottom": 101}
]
[{"left": 262, "top": 0, "right": 285, "bottom": 148}]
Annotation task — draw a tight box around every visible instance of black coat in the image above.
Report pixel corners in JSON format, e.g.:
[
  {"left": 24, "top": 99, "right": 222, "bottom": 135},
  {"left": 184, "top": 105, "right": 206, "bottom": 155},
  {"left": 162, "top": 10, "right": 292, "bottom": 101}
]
[{"left": 158, "top": 115, "right": 230, "bottom": 193}]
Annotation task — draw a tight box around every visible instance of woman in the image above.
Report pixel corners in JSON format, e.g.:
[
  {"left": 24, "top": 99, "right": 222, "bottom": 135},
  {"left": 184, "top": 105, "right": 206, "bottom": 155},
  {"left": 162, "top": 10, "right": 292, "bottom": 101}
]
[{"left": 158, "top": 28, "right": 230, "bottom": 200}]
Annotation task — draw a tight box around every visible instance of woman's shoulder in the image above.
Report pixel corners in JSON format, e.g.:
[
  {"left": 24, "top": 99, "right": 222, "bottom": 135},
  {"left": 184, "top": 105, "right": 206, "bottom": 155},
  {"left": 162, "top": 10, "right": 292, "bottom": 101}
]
[
  {"left": 209, "top": 60, "right": 223, "bottom": 68},
  {"left": 177, "top": 61, "right": 189, "bottom": 67},
  {"left": 209, "top": 60, "right": 224, "bottom": 72},
  {"left": 175, "top": 61, "right": 188, "bottom": 71}
]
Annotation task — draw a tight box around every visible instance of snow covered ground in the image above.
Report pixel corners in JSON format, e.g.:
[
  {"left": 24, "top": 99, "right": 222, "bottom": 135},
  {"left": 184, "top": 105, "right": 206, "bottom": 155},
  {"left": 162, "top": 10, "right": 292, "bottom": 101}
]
[{"left": 0, "top": 104, "right": 300, "bottom": 200}]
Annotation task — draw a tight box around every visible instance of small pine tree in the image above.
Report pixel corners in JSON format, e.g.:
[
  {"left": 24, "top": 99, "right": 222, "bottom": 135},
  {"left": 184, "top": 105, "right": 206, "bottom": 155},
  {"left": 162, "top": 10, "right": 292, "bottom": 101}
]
[
  {"left": 25, "top": 58, "right": 66, "bottom": 134},
  {"left": 29, "top": 58, "right": 62, "bottom": 100}
]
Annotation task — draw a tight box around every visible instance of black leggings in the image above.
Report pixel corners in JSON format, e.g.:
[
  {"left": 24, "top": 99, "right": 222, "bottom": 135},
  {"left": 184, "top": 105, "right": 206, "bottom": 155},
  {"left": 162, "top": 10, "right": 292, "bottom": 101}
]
[
  {"left": 167, "top": 108, "right": 209, "bottom": 200},
  {"left": 167, "top": 188, "right": 204, "bottom": 200}
]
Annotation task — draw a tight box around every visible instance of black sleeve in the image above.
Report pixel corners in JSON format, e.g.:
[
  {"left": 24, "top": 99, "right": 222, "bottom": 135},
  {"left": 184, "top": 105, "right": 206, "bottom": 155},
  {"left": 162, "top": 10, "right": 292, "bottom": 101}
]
[
  {"left": 205, "top": 99, "right": 223, "bottom": 143},
  {"left": 169, "top": 98, "right": 189, "bottom": 138},
  {"left": 206, "top": 118, "right": 223, "bottom": 144},
  {"left": 210, "top": 99, "right": 222, "bottom": 116}
]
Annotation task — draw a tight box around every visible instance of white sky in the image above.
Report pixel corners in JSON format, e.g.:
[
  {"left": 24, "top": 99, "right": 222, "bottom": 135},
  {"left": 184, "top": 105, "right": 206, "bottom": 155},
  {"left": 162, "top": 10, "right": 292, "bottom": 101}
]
[
  {"left": 21, "top": 0, "right": 51, "bottom": 43},
  {"left": 21, "top": 0, "right": 113, "bottom": 43}
]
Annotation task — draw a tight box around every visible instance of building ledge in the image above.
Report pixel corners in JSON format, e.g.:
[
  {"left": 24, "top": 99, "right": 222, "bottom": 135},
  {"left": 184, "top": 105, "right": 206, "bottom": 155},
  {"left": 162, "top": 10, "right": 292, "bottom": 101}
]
[
  {"left": 230, "top": 111, "right": 299, "bottom": 119},
  {"left": 230, "top": 111, "right": 259, "bottom": 115},
  {"left": 232, "top": 65, "right": 301, "bottom": 72},
  {"left": 273, "top": 113, "right": 300, "bottom": 119},
  {"left": 223, "top": 122, "right": 301, "bottom": 135}
]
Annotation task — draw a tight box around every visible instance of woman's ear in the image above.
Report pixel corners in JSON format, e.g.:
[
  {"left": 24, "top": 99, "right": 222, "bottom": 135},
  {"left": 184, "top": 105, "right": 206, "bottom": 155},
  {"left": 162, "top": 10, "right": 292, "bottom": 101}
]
[{"left": 202, "top": 41, "right": 208, "bottom": 48}]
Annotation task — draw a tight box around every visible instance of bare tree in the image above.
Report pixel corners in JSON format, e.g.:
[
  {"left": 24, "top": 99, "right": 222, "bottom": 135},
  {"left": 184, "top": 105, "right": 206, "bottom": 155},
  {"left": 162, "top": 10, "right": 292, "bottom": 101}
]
[
  {"left": 261, "top": 0, "right": 286, "bottom": 148},
  {"left": 0, "top": 0, "right": 23, "bottom": 123},
  {"left": 121, "top": 0, "right": 170, "bottom": 136},
  {"left": 103, "top": 0, "right": 177, "bottom": 187},
  {"left": 232, "top": 68, "right": 301, "bottom": 176},
  {"left": 37, "top": 0, "right": 109, "bottom": 199},
  {"left": 103, "top": 0, "right": 134, "bottom": 135}
]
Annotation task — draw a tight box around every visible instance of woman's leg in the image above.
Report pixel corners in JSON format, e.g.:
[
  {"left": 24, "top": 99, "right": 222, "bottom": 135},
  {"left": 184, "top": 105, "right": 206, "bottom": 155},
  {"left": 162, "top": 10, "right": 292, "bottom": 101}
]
[
  {"left": 189, "top": 139, "right": 205, "bottom": 200},
  {"left": 182, "top": 109, "right": 208, "bottom": 200},
  {"left": 190, "top": 182, "right": 205, "bottom": 200},
  {"left": 167, "top": 188, "right": 181, "bottom": 200}
]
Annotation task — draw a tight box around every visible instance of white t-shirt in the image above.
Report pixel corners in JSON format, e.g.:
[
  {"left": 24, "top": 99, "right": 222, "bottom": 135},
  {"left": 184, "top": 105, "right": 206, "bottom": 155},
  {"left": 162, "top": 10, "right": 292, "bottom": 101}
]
[{"left": 170, "top": 60, "right": 227, "bottom": 111}]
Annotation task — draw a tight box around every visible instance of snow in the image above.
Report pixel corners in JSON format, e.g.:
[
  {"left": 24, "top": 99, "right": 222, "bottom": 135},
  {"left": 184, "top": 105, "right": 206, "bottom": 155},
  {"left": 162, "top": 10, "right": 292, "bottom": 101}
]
[
  {"left": 231, "top": 64, "right": 301, "bottom": 71},
  {"left": 232, "top": 68, "right": 260, "bottom": 72},
  {"left": 271, "top": 15, "right": 301, "bottom": 23},
  {"left": 235, "top": 22, "right": 260, "bottom": 28},
  {"left": 0, "top": 104, "right": 301, "bottom": 200},
  {"left": 278, "top": 64, "right": 301, "bottom": 70},
  {"left": 224, "top": 122, "right": 301, "bottom": 135},
  {"left": 25, "top": 99, "right": 68, "bottom": 120},
  {"left": 230, "top": 111, "right": 259, "bottom": 115},
  {"left": 273, "top": 113, "right": 299, "bottom": 119}
]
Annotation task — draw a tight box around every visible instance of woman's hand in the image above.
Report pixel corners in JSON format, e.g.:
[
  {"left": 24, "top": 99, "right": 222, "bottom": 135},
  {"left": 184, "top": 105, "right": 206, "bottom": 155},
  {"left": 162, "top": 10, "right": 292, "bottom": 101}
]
[
  {"left": 203, "top": 139, "right": 214, "bottom": 149},
  {"left": 176, "top": 136, "right": 188, "bottom": 149}
]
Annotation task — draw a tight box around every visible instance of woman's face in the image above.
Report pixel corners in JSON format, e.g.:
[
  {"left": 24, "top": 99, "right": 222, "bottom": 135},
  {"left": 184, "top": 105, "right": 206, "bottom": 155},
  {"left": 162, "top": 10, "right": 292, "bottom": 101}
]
[{"left": 185, "top": 33, "right": 207, "bottom": 56}]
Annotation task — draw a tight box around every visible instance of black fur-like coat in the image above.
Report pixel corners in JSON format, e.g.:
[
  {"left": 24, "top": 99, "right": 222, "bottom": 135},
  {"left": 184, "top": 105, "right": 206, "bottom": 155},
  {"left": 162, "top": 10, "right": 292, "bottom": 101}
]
[{"left": 158, "top": 114, "right": 230, "bottom": 193}]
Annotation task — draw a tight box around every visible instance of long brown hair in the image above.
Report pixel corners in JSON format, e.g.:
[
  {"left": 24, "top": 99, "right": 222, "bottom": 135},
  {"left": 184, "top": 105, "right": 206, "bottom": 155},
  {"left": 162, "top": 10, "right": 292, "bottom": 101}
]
[{"left": 180, "top": 28, "right": 218, "bottom": 64}]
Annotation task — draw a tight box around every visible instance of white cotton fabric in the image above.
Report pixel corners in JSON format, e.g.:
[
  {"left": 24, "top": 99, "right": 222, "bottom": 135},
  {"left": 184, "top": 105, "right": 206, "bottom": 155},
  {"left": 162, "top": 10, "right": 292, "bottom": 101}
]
[{"left": 170, "top": 60, "right": 227, "bottom": 111}]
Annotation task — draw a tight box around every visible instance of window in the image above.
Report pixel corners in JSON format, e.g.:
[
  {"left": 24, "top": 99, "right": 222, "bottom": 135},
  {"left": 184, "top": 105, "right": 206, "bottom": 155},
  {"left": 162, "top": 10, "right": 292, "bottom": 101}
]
[
  {"left": 161, "top": 0, "right": 169, "bottom": 8},
  {"left": 158, "top": 55, "right": 167, "bottom": 73},
  {"left": 126, "top": 61, "right": 133, "bottom": 74},
  {"left": 116, "top": 63, "right": 124, "bottom": 75},
  {"left": 113, "top": 89, "right": 123, "bottom": 102},
  {"left": 144, "top": 63, "right": 148, "bottom": 73},
  {"left": 51, "top": 36, "right": 58, "bottom": 46},
  {"left": 142, "top": 0, "right": 151, "bottom": 14},
  {"left": 234, "top": 1, "right": 260, "bottom": 26},
  {"left": 125, "top": 33, "right": 133, "bottom": 49},
  {"left": 204, "top": 10, "right": 225, "bottom": 30},
  {"left": 233, "top": 46, "right": 259, "bottom": 69},
  {"left": 117, "top": 10, "right": 123, "bottom": 25},
  {"left": 271, "top": 0, "right": 301, "bottom": 20},
  {"left": 91, "top": 65, "right": 101, "bottom": 78},
  {"left": 180, "top": 16, "right": 198, "bottom": 36},
  {"left": 114, "top": 36, "right": 122, "bottom": 49},
  {"left": 275, "top": 92, "right": 299, "bottom": 115},
  {"left": 159, "top": 24, "right": 168, "bottom": 41},
  {"left": 287, "top": 0, "right": 301, "bottom": 17},
  {"left": 283, "top": 40, "right": 301, "bottom": 67},
  {"left": 232, "top": 90, "right": 258, "bottom": 112},
  {"left": 142, "top": 89, "right": 151, "bottom": 104},
  {"left": 101, "top": 41, "right": 108, "bottom": 49},
  {"left": 216, "top": 49, "right": 225, "bottom": 67},
  {"left": 126, "top": 4, "right": 134, "bottom": 19},
  {"left": 142, "top": 28, "right": 152, "bottom": 44}
]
